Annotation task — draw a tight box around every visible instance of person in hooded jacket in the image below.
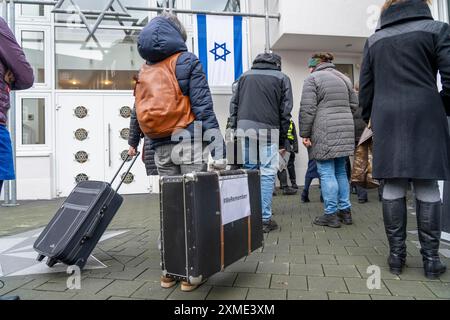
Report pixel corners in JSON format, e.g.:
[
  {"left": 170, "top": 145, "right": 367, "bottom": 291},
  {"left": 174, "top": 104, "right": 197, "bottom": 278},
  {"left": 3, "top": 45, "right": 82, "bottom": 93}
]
[
  {"left": 359, "top": 0, "right": 450, "bottom": 279},
  {"left": 229, "top": 53, "right": 293, "bottom": 233},
  {"left": 128, "top": 13, "right": 225, "bottom": 292},
  {"left": 0, "top": 16, "right": 34, "bottom": 301}
]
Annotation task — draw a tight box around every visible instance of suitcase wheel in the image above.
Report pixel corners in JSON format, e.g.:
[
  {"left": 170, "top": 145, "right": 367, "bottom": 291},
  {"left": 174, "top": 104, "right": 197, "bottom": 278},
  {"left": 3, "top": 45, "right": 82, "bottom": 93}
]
[
  {"left": 36, "top": 254, "right": 46, "bottom": 262},
  {"left": 46, "top": 258, "right": 58, "bottom": 268},
  {"left": 75, "top": 258, "right": 87, "bottom": 270}
]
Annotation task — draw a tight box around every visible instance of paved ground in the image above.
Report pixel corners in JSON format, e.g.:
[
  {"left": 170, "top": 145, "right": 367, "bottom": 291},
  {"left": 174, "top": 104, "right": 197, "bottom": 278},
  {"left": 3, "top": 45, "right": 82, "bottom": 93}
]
[{"left": 0, "top": 187, "right": 449, "bottom": 300}]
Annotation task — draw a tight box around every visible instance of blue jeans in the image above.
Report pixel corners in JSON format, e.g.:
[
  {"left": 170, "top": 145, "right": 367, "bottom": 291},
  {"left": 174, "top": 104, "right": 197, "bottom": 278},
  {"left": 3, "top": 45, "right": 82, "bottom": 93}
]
[
  {"left": 243, "top": 139, "right": 279, "bottom": 222},
  {"left": 316, "top": 157, "right": 351, "bottom": 215}
]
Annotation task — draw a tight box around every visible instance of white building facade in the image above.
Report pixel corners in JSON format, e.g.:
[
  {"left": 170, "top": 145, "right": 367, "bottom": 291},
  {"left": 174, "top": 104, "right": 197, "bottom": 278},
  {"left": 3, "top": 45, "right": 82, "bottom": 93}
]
[{"left": 1, "top": 0, "right": 449, "bottom": 200}]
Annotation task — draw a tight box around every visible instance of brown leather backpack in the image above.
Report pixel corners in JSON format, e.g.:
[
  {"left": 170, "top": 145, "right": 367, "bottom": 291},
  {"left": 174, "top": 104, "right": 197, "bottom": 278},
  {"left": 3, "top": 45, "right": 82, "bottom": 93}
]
[{"left": 134, "top": 52, "right": 195, "bottom": 139}]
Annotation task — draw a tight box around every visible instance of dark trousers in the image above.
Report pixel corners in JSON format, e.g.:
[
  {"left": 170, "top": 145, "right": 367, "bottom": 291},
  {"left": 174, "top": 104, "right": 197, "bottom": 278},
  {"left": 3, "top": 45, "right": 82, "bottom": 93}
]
[
  {"left": 277, "top": 153, "right": 297, "bottom": 188},
  {"left": 0, "top": 180, "right": 3, "bottom": 194}
]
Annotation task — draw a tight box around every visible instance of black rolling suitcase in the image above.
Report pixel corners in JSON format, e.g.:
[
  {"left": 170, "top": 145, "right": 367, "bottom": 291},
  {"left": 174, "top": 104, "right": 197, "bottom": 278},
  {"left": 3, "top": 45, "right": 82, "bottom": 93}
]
[
  {"left": 33, "top": 153, "right": 140, "bottom": 270},
  {"left": 160, "top": 170, "right": 263, "bottom": 285}
]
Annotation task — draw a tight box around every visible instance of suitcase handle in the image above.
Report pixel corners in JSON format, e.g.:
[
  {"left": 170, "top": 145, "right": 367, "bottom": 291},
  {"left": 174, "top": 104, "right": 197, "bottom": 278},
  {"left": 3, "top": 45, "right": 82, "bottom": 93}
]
[{"left": 110, "top": 152, "right": 141, "bottom": 193}]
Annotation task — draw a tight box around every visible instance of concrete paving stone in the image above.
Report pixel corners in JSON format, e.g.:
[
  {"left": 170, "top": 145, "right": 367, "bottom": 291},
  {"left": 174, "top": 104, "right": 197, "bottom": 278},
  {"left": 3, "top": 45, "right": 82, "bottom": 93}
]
[
  {"left": 329, "top": 239, "right": 358, "bottom": 247},
  {"left": 355, "top": 240, "right": 386, "bottom": 248},
  {"left": 124, "top": 255, "right": 149, "bottom": 268},
  {"left": 302, "top": 238, "right": 332, "bottom": 246},
  {"left": 370, "top": 295, "right": 415, "bottom": 300},
  {"left": 287, "top": 290, "right": 329, "bottom": 300},
  {"left": 108, "top": 296, "right": 145, "bottom": 300},
  {"left": 344, "top": 278, "right": 392, "bottom": 296},
  {"left": 109, "top": 255, "right": 136, "bottom": 265},
  {"left": 134, "top": 268, "right": 163, "bottom": 282},
  {"left": 290, "top": 245, "right": 319, "bottom": 254},
  {"left": 338, "top": 232, "right": 367, "bottom": 240},
  {"left": 317, "top": 246, "right": 349, "bottom": 255},
  {"left": 365, "top": 255, "right": 389, "bottom": 267},
  {"left": 346, "top": 246, "right": 380, "bottom": 256},
  {"left": 323, "top": 265, "right": 362, "bottom": 278},
  {"left": 97, "top": 280, "right": 146, "bottom": 297},
  {"left": 17, "top": 278, "right": 53, "bottom": 290},
  {"left": 0, "top": 277, "right": 35, "bottom": 295},
  {"left": 262, "top": 244, "right": 290, "bottom": 254},
  {"left": 234, "top": 273, "right": 271, "bottom": 289},
  {"left": 224, "top": 261, "right": 258, "bottom": 274},
  {"left": 305, "top": 254, "right": 338, "bottom": 265},
  {"left": 307, "top": 276, "right": 348, "bottom": 293},
  {"left": 34, "top": 280, "right": 69, "bottom": 292},
  {"left": 355, "top": 265, "right": 401, "bottom": 281},
  {"left": 270, "top": 275, "right": 307, "bottom": 291},
  {"left": 74, "top": 278, "right": 115, "bottom": 294},
  {"left": 5, "top": 289, "right": 77, "bottom": 300},
  {"left": 136, "top": 257, "right": 163, "bottom": 270},
  {"left": 246, "top": 288, "right": 287, "bottom": 300},
  {"left": 105, "top": 266, "right": 148, "bottom": 281},
  {"left": 274, "top": 254, "right": 305, "bottom": 264},
  {"left": 384, "top": 280, "right": 436, "bottom": 298},
  {"left": 131, "top": 282, "right": 175, "bottom": 300},
  {"left": 423, "top": 282, "right": 450, "bottom": 299},
  {"left": 206, "top": 272, "right": 238, "bottom": 287},
  {"left": 406, "top": 246, "right": 423, "bottom": 257},
  {"left": 256, "top": 262, "right": 290, "bottom": 275},
  {"left": 206, "top": 286, "right": 249, "bottom": 300},
  {"left": 328, "top": 293, "right": 371, "bottom": 300},
  {"left": 245, "top": 252, "right": 275, "bottom": 263},
  {"left": 290, "top": 264, "right": 324, "bottom": 277},
  {"left": 70, "top": 293, "right": 112, "bottom": 300},
  {"left": 336, "top": 255, "right": 371, "bottom": 266}
]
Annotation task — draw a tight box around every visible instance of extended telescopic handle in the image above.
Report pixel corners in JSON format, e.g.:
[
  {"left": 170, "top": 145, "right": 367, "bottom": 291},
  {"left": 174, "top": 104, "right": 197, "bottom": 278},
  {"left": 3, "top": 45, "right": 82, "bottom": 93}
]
[{"left": 110, "top": 152, "right": 141, "bottom": 193}]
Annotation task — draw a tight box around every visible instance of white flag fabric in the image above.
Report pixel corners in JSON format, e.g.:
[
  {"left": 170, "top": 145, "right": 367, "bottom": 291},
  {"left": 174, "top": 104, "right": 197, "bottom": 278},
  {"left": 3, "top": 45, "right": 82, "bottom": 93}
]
[{"left": 197, "top": 14, "right": 248, "bottom": 86}]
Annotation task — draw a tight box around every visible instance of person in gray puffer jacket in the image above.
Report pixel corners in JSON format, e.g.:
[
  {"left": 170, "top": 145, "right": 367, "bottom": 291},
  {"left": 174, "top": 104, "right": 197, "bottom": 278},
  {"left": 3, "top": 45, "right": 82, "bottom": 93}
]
[{"left": 299, "top": 53, "right": 357, "bottom": 228}]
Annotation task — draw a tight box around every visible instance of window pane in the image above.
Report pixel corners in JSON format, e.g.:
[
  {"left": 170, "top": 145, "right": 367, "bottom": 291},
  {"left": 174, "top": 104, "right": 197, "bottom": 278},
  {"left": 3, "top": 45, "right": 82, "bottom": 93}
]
[
  {"left": 335, "top": 64, "right": 354, "bottom": 85},
  {"left": 191, "top": 0, "right": 240, "bottom": 12},
  {"left": 22, "top": 98, "right": 46, "bottom": 145},
  {"left": 20, "top": 4, "right": 45, "bottom": 16},
  {"left": 55, "top": 0, "right": 151, "bottom": 28},
  {"left": 55, "top": 27, "right": 143, "bottom": 90},
  {"left": 22, "top": 31, "right": 45, "bottom": 84}
]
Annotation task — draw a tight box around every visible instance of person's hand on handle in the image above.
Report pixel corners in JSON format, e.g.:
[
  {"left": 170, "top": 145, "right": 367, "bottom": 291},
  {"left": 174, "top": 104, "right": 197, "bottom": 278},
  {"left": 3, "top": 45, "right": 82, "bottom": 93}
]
[
  {"left": 128, "top": 146, "right": 137, "bottom": 157},
  {"left": 303, "top": 138, "right": 312, "bottom": 148}
]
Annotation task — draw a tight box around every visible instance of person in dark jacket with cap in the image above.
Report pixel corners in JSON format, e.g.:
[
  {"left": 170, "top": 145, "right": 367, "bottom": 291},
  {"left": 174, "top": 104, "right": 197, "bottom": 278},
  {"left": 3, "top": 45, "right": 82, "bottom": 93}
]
[
  {"left": 128, "top": 12, "right": 225, "bottom": 293},
  {"left": 359, "top": 0, "right": 450, "bottom": 279},
  {"left": 229, "top": 53, "right": 293, "bottom": 233}
]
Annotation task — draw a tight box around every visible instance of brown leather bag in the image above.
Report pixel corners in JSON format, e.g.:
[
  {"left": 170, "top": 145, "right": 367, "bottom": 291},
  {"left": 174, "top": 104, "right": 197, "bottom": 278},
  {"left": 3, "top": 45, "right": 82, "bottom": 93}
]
[
  {"left": 134, "top": 52, "right": 195, "bottom": 139},
  {"left": 351, "top": 123, "right": 380, "bottom": 189}
]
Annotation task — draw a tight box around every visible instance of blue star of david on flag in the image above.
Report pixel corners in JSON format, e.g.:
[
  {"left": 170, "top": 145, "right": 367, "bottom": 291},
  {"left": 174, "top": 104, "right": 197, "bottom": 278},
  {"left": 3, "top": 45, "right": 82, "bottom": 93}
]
[{"left": 210, "top": 42, "right": 231, "bottom": 62}]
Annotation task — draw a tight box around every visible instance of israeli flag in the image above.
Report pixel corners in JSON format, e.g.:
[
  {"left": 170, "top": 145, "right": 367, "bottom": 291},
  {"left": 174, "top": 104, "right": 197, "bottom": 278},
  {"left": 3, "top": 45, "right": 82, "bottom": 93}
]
[{"left": 196, "top": 15, "right": 249, "bottom": 87}]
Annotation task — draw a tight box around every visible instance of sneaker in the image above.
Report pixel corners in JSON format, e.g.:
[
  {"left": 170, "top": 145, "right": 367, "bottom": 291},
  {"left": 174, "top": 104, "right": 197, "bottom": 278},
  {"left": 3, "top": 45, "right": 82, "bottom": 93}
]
[
  {"left": 358, "top": 199, "right": 368, "bottom": 204},
  {"left": 313, "top": 213, "right": 341, "bottom": 228},
  {"left": 291, "top": 182, "right": 299, "bottom": 190},
  {"left": 283, "top": 187, "right": 298, "bottom": 196},
  {"left": 337, "top": 209, "right": 353, "bottom": 225},
  {"left": 160, "top": 276, "right": 177, "bottom": 289},
  {"left": 263, "top": 219, "right": 279, "bottom": 233}
]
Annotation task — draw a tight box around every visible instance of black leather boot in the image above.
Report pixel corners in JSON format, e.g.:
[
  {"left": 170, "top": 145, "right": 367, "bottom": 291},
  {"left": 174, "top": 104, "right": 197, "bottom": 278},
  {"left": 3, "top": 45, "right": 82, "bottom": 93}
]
[
  {"left": 382, "top": 198, "right": 407, "bottom": 275},
  {"left": 416, "top": 200, "right": 447, "bottom": 280}
]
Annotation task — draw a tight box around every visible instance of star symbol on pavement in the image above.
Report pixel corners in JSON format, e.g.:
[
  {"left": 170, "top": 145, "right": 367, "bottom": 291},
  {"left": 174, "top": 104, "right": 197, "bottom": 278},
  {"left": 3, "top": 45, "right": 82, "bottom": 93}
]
[{"left": 210, "top": 42, "right": 231, "bottom": 62}]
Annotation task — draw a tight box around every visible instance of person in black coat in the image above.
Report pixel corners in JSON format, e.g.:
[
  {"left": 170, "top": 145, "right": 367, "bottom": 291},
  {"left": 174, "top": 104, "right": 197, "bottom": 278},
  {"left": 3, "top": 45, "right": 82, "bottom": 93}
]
[{"left": 359, "top": 0, "right": 450, "bottom": 279}]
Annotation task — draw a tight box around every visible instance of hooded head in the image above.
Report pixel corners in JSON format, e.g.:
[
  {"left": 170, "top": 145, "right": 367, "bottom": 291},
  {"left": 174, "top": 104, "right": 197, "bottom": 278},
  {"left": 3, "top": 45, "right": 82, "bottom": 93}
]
[
  {"left": 252, "top": 53, "right": 282, "bottom": 71},
  {"left": 138, "top": 12, "right": 188, "bottom": 64}
]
